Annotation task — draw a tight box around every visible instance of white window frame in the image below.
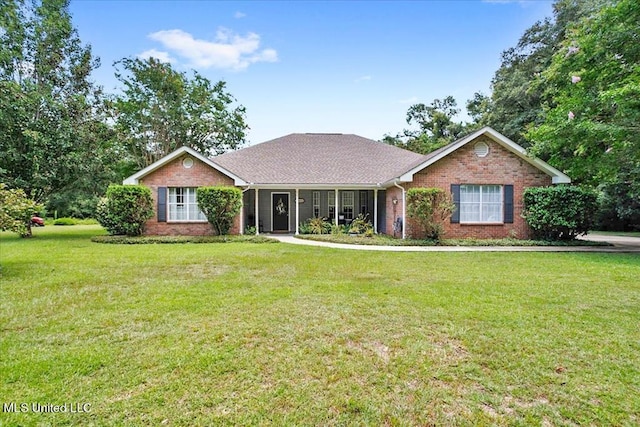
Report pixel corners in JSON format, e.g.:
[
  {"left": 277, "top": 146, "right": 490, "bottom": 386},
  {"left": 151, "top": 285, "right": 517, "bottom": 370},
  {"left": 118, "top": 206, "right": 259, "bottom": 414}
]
[
  {"left": 328, "top": 191, "right": 335, "bottom": 219},
  {"left": 313, "top": 191, "right": 320, "bottom": 218},
  {"left": 342, "top": 191, "right": 355, "bottom": 220},
  {"left": 360, "top": 190, "right": 368, "bottom": 216},
  {"left": 460, "top": 185, "right": 503, "bottom": 223},
  {"left": 168, "top": 187, "right": 207, "bottom": 222}
]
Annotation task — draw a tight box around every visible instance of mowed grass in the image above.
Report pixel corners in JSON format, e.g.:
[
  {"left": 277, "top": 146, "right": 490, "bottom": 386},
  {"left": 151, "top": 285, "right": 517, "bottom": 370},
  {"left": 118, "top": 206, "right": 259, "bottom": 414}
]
[{"left": 1, "top": 226, "right": 639, "bottom": 426}]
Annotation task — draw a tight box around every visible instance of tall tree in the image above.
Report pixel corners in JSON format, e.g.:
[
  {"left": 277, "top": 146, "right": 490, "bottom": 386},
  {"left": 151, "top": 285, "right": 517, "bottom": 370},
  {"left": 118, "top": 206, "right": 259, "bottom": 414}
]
[
  {"left": 472, "top": 0, "right": 603, "bottom": 146},
  {"left": 0, "top": 0, "right": 113, "bottom": 205},
  {"left": 111, "top": 57, "right": 248, "bottom": 169},
  {"left": 384, "top": 96, "right": 467, "bottom": 154},
  {"left": 527, "top": 0, "right": 640, "bottom": 229}
]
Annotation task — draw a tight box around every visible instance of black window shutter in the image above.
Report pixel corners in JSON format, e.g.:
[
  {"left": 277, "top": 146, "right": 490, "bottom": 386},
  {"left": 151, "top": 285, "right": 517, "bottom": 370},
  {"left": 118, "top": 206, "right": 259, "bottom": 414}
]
[
  {"left": 157, "top": 187, "right": 167, "bottom": 222},
  {"left": 504, "top": 185, "right": 514, "bottom": 223},
  {"left": 451, "top": 184, "right": 460, "bottom": 223}
]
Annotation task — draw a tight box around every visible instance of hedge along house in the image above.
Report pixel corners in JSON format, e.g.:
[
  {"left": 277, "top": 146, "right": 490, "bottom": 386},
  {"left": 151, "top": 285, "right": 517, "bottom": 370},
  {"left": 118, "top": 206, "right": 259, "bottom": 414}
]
[{"left": 123, "top": 127, "right": 570, "bottom": 239}]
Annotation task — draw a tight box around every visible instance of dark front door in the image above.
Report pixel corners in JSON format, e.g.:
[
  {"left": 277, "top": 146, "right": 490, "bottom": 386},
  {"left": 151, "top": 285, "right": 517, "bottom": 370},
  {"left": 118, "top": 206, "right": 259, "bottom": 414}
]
[{"left": 272, "top": 193, "right": 289, "bottom": 232}]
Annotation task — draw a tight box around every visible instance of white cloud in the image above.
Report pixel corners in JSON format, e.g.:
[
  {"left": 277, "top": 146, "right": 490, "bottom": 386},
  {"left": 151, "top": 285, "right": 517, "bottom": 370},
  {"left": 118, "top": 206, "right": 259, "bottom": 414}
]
[
  {"left": 355, "top": 75, "right": 372, "bottom": 83},
  {"left": 146, "top": 28, "right": 278, "bottom": 71},
  {"left": 234, "top": 11, "right": 246, "bottom": 18},
  {"left": 398, "top": 96, "right": 418, "bottom": 104},
  {"left": 137, "top": 49, "right": 174, "bottom": 64}
]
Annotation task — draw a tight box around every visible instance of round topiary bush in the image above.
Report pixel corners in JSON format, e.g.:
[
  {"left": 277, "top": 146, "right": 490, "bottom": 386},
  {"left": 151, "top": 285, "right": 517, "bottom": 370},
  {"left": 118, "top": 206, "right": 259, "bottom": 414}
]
[
  {"left": 523, "top": 185, "right": 598, "bottom": 240},
  {"left": 96, "top": 185, "right": 154, "bottom": 236},
  {"left": 196, "top": 186, "right": 242, "bottom": 235}
]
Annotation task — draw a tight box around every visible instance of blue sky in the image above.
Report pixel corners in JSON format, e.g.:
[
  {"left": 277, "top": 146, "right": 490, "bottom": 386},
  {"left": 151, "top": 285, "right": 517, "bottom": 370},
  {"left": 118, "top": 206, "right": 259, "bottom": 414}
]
[{"left": 70, "top": 0, "right": 554, "bottom": 145}]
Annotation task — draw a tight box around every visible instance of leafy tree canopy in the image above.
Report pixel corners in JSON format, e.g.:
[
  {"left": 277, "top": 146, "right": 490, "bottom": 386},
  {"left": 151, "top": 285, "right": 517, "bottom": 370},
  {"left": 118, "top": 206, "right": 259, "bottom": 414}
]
[
  {"left": 468, "top": 0, "right": 605, "bottom": 146},
  {"left": 384, "top": 96, "right": 471, "bottom": 154},
  {"left": 527, "top": 0, "right": 639, "bottom": 229},
  {"left": 0, "top": 0, "right": 115, "bottom": 205},
  {"left": 111, "top": 57, "right": 249, "bottom": 169}
]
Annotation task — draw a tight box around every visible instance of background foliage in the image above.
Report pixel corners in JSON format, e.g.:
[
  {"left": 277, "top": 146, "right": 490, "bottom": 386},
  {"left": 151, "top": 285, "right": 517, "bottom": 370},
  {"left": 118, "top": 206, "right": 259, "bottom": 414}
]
[
  {"left": 0, "top": 0, "right": 118, "bottom": 214},
  {"left": 527, "top": 0, "right": 639, "bottom": 231},
  {"left": 0, "top": 0, "right": 247, "bottom": 220},
  {"left": 0, "top": 183, "right": 42, "bottom": 237},
  {"left": 110, "top": 57, "right": 248, "bottom": 170}
]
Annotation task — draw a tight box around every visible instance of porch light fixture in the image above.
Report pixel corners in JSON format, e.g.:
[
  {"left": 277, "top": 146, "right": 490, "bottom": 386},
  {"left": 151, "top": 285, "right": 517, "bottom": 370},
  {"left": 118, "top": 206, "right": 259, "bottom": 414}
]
[{"left": 392, "top": 197, "right": 398, "bottom": 205}]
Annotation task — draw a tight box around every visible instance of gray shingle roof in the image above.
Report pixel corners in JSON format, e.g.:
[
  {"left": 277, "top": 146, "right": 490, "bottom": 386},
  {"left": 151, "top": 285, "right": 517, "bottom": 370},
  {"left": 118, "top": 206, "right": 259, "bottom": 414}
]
[{"left": 213, "top": 133, "right": 428, "bottom": 186}]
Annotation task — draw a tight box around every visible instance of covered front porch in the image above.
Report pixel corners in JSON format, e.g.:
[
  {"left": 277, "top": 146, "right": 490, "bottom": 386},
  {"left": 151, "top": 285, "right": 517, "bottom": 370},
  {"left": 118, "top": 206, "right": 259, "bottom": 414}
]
[{"left": 241, "top": 187, "right": 387, "bottom": 235}]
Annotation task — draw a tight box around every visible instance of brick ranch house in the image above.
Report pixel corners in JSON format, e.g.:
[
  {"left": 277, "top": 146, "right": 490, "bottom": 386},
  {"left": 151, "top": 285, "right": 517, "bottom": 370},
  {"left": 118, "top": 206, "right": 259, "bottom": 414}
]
[{"left": 123, "top": 127, "right": 570, "bottom": 239}]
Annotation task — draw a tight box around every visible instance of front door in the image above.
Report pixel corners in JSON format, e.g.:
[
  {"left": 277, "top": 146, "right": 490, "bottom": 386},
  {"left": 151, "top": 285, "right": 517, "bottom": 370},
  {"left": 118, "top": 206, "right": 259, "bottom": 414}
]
[{"left": 272, "top": 193, "right": 289, "bottom": 232}]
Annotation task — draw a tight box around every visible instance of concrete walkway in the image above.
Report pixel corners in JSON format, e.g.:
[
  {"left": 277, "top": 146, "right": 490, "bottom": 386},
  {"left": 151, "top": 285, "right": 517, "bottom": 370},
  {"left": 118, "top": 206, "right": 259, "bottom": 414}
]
[{"left": 269, "top": 233, "right": 640, "bottom": 253}]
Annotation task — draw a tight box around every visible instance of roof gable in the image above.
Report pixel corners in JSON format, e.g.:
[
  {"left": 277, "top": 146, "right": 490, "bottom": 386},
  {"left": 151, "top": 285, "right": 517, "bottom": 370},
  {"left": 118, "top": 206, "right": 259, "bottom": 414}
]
[
  {"left": 399, "top": 127, "right": 571, "bottom": 184},
  {"left": 123, "top": 146, "right": 247, "bottom": 185}
]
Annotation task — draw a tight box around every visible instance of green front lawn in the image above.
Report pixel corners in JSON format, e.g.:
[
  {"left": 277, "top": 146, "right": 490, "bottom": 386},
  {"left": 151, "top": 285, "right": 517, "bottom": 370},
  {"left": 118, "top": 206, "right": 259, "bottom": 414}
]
[
  {"left": 2, "top": 226, "right": 639, "bottom": 425},
  {"left": 296, "top": 233, "right": 611, "bottom": 246}
]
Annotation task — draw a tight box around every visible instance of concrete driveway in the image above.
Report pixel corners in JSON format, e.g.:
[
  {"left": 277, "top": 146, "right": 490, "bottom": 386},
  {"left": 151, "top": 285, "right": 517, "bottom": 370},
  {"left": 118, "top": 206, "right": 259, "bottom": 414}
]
[
  {"left": 270, "top": 233, "right": 640, "bottom": 253},
  {"left": 580, "top": 232, "right": 640, "bottom": 251}
]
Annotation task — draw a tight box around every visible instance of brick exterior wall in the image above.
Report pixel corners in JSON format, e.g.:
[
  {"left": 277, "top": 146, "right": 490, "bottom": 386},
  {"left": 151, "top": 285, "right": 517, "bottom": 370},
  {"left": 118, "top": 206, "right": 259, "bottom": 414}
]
[
  {"left": 385, "top": 185, "right": 405, "bottom": 238},
  {"left": 402, "top": 136, "right": 552, "bottom": 239},
  {"left": 139, "top": 154, "right": 241, "bottom": 236}
]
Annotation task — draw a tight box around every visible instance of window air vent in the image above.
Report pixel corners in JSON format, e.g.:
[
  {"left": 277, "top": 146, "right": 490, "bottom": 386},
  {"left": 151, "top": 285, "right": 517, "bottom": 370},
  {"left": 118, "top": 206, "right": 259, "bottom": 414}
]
[{"left": 474, "top": 141, "right": 489, "bottom": 158}]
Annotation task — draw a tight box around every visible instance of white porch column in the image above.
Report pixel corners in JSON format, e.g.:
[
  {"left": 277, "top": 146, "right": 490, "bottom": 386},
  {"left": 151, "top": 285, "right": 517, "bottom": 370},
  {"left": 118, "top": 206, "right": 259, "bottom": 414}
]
[
  {"left": 334, "top": 189, "right": 339, "bottom": 226},
  {"left": 295, "top": 188, "right": 300, "bottom": 235},
  {"left": 373, "top": 189, "right": 378, "bottom": 234},
  {"left": 255, "top": 188, "right": 259, "bottom": 235}
]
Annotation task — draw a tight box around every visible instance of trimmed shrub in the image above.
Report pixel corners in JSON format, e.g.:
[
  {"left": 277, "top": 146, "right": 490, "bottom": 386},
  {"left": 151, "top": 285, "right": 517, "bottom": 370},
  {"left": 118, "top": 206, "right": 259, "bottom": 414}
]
[
  {"left": 96, "top": 185, "right": 154, "bottom": 236},
  {"left": 196, "top": 187, "right": 242, "bottom": 235},
  {"left": 0, "top": 183, "right": 42, "bottom": 237},
  {"left": 523, "top": 185, "right": 598, "bottom": 240},
  {"left": 53, "top": 217, "right": 77, "bottom": 226},
  {"left": 407, "top": 187, "right": 455, "bottom": 240}
]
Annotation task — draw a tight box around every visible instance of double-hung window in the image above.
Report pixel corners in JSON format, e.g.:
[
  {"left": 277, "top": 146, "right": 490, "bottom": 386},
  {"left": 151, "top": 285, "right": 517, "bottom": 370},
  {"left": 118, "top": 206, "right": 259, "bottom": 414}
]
[
  {"left": 328, "top": 191, "right": 335, "bottom": 219},
  {"left": 342, "top": 191, "right": 354, "bottom": 220},
  {"left": 313, "top": 191, "right": 320, "bottom": 218},
  {"left": 459, "top": 185, "right": 503, "bottom": 223},
  {"left": 168, "top": 187, "right": 206, "bottom": 221}
]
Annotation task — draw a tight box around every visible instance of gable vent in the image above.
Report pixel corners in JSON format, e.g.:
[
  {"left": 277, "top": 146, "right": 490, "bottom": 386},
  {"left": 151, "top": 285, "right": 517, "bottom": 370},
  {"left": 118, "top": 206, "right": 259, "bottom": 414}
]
[{"left": 474, "top": 141, "right": 489, "bottom": 158}]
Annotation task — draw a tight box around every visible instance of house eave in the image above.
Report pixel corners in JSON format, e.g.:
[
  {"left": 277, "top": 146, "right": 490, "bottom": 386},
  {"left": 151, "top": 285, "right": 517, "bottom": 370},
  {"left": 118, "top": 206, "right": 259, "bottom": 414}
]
[{"left": 248, "top": 183, "right": 384, "bottom": 190}]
